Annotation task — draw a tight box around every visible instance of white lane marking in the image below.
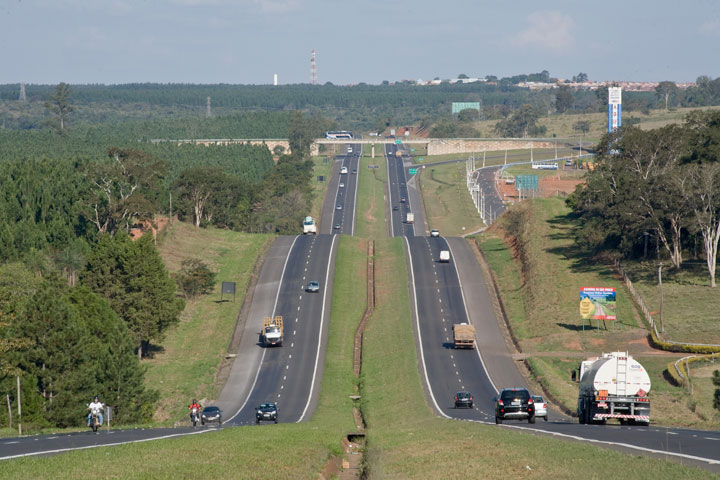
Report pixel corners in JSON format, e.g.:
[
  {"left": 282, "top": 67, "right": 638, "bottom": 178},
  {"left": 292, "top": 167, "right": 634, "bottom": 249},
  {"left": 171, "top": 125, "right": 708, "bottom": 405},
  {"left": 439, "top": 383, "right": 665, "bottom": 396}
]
[
  {"left": 705, "top": 437, "right": 720, "bottom": 441},
  {"left": 226, "top": 235, "right": 299, "bottom": 424},
  {"left": 291, "top": 343, "right": 294, "bottom": 348},
  {"left": 283, "top": 376, "right": 286, "bottom": 380},
  {"left": 405, "top": 237, "right": 450, "bottom": 419},
  {"left": 293, "top": 330, "right": 296, "bottom": 335},
  {"left": 4, "top": 441, "right": 19, "bottom": 444},
  {"left": 299, "top": 295, "right": 302, "bottom": 300},
  {"left": 0, "top": 430, "right": 213, "bottom": 460},
  {"left": 295, "top": 318, "right": 298, "bottom": 323},
  {"left": 446, "top": 239, "right": 499, "bottom": 395},
  {"left": 298, "top": 234, "right": 338, "bottom": 422},
  {"left": 486, "top": 422, "right": 720, "bottom": 466}
]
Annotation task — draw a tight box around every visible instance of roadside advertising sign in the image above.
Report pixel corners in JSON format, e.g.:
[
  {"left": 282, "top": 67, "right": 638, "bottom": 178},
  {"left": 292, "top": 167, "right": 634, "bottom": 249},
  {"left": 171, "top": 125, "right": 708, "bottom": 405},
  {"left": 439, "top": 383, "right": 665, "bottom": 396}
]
[{"left": 579, "top": 287, "right": 616, "bottom": 320}]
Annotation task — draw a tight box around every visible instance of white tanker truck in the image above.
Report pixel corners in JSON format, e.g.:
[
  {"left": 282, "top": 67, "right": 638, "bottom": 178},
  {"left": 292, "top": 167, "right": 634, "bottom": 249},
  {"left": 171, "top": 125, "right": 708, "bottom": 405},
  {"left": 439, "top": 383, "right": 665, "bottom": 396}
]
[{"left": 577, "top": 352, "right": 651, "bottom": 426}]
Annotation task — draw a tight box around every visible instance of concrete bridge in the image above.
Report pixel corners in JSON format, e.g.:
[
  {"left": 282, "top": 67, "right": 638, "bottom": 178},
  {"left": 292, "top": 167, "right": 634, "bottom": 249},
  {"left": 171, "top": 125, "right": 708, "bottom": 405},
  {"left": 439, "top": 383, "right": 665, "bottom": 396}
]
[{"left": 152, "top": 137, "right": 558, "bottom": 157}]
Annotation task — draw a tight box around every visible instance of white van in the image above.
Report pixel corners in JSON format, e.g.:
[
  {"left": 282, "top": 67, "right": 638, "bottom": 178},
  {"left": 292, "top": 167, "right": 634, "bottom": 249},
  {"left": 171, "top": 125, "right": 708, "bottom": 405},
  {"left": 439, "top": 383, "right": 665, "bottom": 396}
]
[{"left": 340, "top": 166, "right": 348, "bottom": 174}]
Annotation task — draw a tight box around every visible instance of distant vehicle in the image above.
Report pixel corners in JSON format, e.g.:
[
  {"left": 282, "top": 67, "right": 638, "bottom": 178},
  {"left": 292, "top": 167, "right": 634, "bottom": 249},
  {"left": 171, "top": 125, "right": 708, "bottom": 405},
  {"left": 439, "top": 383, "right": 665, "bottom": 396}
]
[
  {"left": 336, "top": 205, "right": 342, "bottom": 210},
  {"left": 326, "top": 130, "right": 353, "bottom": 139},
  {"left": 393, "top": 205, "right": 399, "bottom": 211},
  {"left": 340, "top": 166, "right": 348, "bottom": 174},
  {"left": 406, "top": 212, "right": 414, "bottom": 224},
  {"left": 334, "top": 223, "right": 341, "bottom": 230},
  {"left": 339, "top": 182, "right": 345, "bottom": 188},
  {"left": 565, "top": 159, "right": 573, "bottom": 166},
  {"left": 455, "top": 391, "right": 473, "bottom": 409},
  {"left": 255, "top": 403, "right": 278, "bottom": 424},
  {"left": 303, "top": 216, "right": 317, "bottom": 235},
  {"left": 347, "top": 147, "right": 353, "bottom": 153},
  {"left": 495, "top": 388, "right": 535, "bottom": 424},
  {"left": 430, "top": 229, "right": 440, "bottom": 237},
  {"left": 395, "top": 151, "right": 402, "bottom": 157},
  {"left": 201, "top": 406, "right": 222, "bottom": 425},
  {"left": 352, "top": 169, "right": 357, "bottom": 174},
  {"left": 400, "top": 198, "right": 406, "bottom": 203},
  {"left": 306, "top": 281, "right": 320, "bottom": 293},
  {"left": 452, "top": 323, "right": 475, "bottom": 349},
  {"left": 439, "top": 250, "right": 450, "bottom": 263},
  {"left": 262, "top": 316, "right": 283, "bottom": 347},
  {"left": 532, "top": 395, "right": 548, "bottom": 421},
  {"left": 577, "top": 352, "right": 651, "bottom": 425}
]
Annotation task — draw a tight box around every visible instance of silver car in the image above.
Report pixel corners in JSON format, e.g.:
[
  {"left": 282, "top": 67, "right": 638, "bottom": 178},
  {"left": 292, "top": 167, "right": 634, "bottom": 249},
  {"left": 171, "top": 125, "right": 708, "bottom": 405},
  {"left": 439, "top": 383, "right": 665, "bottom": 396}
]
[{"left": 532, "top": 395, "right": 548, "bottom": 421}]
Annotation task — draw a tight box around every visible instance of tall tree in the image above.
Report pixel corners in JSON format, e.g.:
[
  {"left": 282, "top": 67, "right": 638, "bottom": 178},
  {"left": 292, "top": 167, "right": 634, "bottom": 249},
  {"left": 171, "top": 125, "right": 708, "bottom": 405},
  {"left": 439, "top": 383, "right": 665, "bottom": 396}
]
[
  {"left": 83, "top": 148, "right": 167, "bottom": 235},
  {"left": 655, "top": 81, "right": 678, "bottom": 111},
  {"left": 44, "top": 82, "right": 74, "bottom": 133},
  {"left": 685, "top": 163, "right": 720, "bottom": 287},
  {"left": 555, "top": 86, "right": 573, "bottom": 113},
  {"left": 494, "top": 104, "right": 546, "bottom": 137},
  {"left": 82, "top": 234, "right": 184, "bottom": 358}
]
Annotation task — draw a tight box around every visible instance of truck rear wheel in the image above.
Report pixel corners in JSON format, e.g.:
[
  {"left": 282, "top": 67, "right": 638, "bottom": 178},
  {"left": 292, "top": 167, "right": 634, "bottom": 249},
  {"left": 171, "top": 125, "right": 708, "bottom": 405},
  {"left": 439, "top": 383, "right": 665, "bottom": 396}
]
[
  {"left": 495, "top": 416, "right": 502, "bottom": 424},
  {"left": 528, "top": 415, "right": 535, "bottom": 424}
]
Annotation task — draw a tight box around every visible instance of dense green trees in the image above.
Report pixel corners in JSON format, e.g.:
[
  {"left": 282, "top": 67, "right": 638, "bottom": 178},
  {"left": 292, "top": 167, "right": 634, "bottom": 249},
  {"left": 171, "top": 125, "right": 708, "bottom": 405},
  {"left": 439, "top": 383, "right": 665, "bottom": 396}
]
[
  {"left": 569, "top": 111, "right": 720, "bottom": 286},
  {"left": 82, "top": 234, "right": 185, "bottom": 359},
  {"left": 0, "top": 263, "right": 157, "bottom": 429},
  {"left": 494, "top": 105, "right": 547, "bottom": 137}
]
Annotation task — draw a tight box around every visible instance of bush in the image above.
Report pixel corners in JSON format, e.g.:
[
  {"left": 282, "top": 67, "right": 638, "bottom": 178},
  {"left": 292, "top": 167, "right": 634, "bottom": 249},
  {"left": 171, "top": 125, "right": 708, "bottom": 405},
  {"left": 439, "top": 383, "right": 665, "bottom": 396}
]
[{"left": 174, "top": 259, "right": 216, "bottom": 299}]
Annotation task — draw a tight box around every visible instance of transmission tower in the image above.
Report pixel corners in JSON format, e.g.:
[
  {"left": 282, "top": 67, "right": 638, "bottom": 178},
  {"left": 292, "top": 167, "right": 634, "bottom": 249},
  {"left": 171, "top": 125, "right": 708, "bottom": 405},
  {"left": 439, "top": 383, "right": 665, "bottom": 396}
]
[
  {"left": 310, "top": 49, "right": 317, "bottom": 85},
  {"left": 19, "top": 82, "right": 26, "bottom": 102},
  {"left": 206, "top": 96, "right": 212, "bottom": 118}
]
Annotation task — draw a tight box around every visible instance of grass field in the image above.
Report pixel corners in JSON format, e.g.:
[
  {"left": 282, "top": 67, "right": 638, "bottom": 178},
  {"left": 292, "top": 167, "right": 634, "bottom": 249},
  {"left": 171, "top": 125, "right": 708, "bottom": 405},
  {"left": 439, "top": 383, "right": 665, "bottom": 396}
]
[
  {"left": 360, "top": 238, "right": 712, "bottom": 478},
  {"left": 310, "top": 155, "right": 334, "bottom": 222},
  {"left": 354, "top": 155, "right": 387, "bottom": 239},
  {"left": 420, "top": 161, "right": 485, "bottom": 236},
  {"left": 149, "top": 222, "right": 272, "bottom": 424},
  {"left": 473, "top": 197, "right": 720, "bottom": 428},
  {"left": 1, "top": 235, "right": 367, "bottom": 479}
]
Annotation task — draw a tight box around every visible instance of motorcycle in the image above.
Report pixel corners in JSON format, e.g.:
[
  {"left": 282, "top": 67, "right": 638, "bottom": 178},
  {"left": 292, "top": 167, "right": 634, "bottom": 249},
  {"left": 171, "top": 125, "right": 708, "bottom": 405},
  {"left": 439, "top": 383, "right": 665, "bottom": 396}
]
[
  {"left": 190, "top": 406, "right": 199, "bottom": 427},
  {"left": 88, "top": 406, "right": 102, "bottom": 433}
]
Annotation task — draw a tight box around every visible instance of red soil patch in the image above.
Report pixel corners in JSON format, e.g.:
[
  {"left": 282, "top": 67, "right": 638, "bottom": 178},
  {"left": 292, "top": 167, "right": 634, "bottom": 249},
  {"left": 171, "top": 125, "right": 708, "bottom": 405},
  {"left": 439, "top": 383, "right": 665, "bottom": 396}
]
[{"left": 129, "top": 216, "right": 170, "bottom": 240}]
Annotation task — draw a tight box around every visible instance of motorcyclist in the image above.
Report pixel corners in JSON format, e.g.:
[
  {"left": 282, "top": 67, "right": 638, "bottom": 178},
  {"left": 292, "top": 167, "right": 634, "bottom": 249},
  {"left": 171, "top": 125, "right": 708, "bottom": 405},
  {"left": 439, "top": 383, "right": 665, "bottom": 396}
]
[
  {"left": 189, "top": 399, "right": 201, "bottom": 418},
  {"left": 87, "top": 395, "right": 104, "bottom": 427}
]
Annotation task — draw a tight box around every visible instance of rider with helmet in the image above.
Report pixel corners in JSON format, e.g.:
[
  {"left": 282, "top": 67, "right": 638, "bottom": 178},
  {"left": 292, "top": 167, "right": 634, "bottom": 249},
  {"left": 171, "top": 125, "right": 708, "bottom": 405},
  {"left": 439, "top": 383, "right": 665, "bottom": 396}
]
[{"left": 87, "top": 395, "right": 104, "bottom": 427}]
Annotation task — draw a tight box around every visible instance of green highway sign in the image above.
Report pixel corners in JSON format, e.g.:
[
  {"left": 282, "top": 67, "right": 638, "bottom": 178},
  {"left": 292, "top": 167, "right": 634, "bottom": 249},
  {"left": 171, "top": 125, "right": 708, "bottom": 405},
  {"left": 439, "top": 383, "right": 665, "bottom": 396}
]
[
  {"left": 410, "top": 148, "right": 416, "bottom": 152},
  {"left": 418, "top": 157, "right": 424, "bottom": 162},
  {"left": 395, "top": 139, "right": 402, "bottom": 144},
  {"left": 408, "top": 168, "right": 418, "bottom": 174}
]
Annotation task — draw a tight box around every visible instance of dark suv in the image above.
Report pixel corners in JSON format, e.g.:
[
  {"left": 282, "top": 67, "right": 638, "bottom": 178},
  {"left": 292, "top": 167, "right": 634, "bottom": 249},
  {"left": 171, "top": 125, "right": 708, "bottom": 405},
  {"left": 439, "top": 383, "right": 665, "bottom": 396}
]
[
  {"left": 455, "top": 391, "right": 473, "bottom": 408},
  {"left": 495, "top": 388, "right": 535, "bottom": 424},
  {"left": 256, "top": 403, "right": 278, "bottom": 424}
]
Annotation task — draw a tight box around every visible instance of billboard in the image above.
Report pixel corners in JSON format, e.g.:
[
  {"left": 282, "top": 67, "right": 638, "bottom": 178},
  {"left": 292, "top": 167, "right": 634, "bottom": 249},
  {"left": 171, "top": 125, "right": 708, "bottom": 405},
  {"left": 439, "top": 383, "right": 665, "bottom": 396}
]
[
  {"left": 579, "top": 287, "right": 616, "bottom": 320},
  {"left": 452, "top": 102, "right": 481, "bottom": 114},
  {"left": 608, "top": 87, "right": 622, "bottom": 132}
]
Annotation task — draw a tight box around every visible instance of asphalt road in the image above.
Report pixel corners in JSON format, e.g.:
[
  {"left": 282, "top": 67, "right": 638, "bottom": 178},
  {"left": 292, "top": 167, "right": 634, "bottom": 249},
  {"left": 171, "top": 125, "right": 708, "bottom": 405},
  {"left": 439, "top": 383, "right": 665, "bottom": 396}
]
[
  {"left": 225, "top": 234, "right": 338, "bottom": 426},
  {"left": 386, "top": 143, "right": 421, "bottom": 237},
  {"left": 328, "top": 143, "right": 361, "bottom": 236},
  {"left": 404, "top": 232, "right": 720, "bottom": 471}
]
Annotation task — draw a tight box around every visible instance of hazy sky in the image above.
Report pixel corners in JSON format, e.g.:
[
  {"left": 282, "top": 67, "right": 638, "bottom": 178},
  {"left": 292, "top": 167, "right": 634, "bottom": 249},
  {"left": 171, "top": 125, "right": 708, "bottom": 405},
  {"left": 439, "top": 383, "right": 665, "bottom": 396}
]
[{"left": 1, "top": 0, "right": 719, "bottom": 85}]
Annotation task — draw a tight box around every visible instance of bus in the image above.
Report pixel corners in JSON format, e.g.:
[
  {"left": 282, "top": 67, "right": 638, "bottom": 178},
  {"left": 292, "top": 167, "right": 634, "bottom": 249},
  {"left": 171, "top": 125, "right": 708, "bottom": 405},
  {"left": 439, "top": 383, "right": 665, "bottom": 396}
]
[{"left": 325, "top": 131, "right": 353, "bottom": 140}]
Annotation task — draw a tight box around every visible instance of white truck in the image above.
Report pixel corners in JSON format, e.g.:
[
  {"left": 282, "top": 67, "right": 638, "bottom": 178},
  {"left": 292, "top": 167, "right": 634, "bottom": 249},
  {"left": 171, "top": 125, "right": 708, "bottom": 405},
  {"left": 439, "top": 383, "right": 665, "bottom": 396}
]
[
  {"left": 439, "top": 250, "right": 450, "bottom": 263},
  {"left": 577, "top": 352, "right": 651, "bottom": 425},
  {"left": 262, "top": 316, "right": 284, "bottom": 347},
  {"left": 406, "top": 212, "right": 414, "bottom": 224},
  {"left": 303, "top": 216, "right": 317, "bottom": 234}
]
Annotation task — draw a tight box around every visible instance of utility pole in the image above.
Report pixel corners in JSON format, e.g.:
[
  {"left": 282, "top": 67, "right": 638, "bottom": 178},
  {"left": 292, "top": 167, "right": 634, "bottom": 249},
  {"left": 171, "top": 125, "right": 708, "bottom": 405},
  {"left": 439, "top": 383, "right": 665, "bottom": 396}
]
[
  {"left": 19, "top": 82, "right": 26, "bottom": 102},
  {"left": 17, "top": 376, "right": 22, "bottom": 435},
  {"left": 206, "top": 96, "right": 211, "bottom": 118},
  {"left": 310, "top": 49, "right": 317, "bottom": 85},
  {"left": 658, "top": 263, "right": 664, "bottom": 335}
]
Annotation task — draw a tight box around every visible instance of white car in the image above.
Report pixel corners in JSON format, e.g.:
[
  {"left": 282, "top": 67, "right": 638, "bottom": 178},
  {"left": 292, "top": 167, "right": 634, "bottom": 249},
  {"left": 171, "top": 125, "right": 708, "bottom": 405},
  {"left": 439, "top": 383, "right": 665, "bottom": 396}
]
[
  {"left": 347, "top": 147, "right": 353, "bottom": 153},
  {"left": 531, "top": 395, "right": 548, "bottom": 421},
  {"left": 340, "top": 166, "right": 348, "bottom": 174},
  {"left": 430, "top": 229, "right": 440, "bottom": 237},
  {"left": 339, "top": 182, "right": 345, "bottom": 188}
]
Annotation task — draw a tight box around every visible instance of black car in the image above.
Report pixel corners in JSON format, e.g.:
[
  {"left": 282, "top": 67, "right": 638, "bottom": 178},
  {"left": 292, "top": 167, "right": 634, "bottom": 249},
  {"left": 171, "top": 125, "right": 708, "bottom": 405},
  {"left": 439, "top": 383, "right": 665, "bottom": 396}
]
[
  {"left": 495, "top": 388, "right": 535, "bottom": 424},
  {"left": 455, "top": 391, "right": 473, "bottom": 408},
  {"left": 201, "top": 406, "right": 222, "bottom": 425},
  {"left": 256, "top": 402, "right": 278, "bottom": 424},
  {"left": 393, "top": 205, "right": 399, "bottom": 211}
]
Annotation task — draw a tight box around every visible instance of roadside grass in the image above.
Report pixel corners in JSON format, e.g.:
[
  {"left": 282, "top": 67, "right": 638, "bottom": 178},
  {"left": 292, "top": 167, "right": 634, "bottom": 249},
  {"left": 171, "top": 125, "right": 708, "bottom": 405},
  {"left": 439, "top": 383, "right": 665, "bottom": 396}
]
[
  {"left": 354, "top": 154, "right": 387, "bottom": 239},
  {"left": 620, "top": 261, "right": 720, "bottom": 345},
  {"left": 148, "top": 222, "right": 272, "bottom": 424},
  {"left": 474, "top": 197, "right": 720, "bottom": 428},
  {"left": 420, "top": 161, "right": 484, "bottom": 236},
  {"left": 361, "top": 238, "right": 712, "bottom": 478},
  {"left": 311, "top": 155, "right": 333, "bottom": 221},
  {"left": 1, "top": 235, "right": 366, "bottom": 479}
]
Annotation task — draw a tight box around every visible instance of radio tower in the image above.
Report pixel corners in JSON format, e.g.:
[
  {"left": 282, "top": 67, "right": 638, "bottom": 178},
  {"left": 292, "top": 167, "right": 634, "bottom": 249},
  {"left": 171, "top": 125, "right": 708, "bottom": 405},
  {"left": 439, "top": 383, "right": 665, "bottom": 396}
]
[
  {"left": 206, "top": 96, "right": 212, "bottom": 118},
  {"left": 19, "top": 82, "right": 27, "bottom": 102},
  {"left": 310, "top": 49, "right": 317, "bottom": 85}
]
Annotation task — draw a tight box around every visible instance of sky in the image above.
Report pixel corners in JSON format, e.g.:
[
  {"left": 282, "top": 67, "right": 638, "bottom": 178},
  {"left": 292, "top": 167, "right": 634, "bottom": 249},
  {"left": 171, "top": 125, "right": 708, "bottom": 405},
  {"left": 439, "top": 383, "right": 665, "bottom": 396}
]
[{"left": 1, "top": 0, "right": 719, "bottom": 85}]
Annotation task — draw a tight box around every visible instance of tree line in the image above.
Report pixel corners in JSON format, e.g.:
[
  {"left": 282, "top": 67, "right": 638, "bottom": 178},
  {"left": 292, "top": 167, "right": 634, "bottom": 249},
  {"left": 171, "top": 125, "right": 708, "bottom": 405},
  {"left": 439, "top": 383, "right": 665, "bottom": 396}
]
[
  {"left": 569, "top": 110, "right": 720, "bottom": 286},
  {"left": 0, "top": 106, "right": 325, "bottom": 430}
]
